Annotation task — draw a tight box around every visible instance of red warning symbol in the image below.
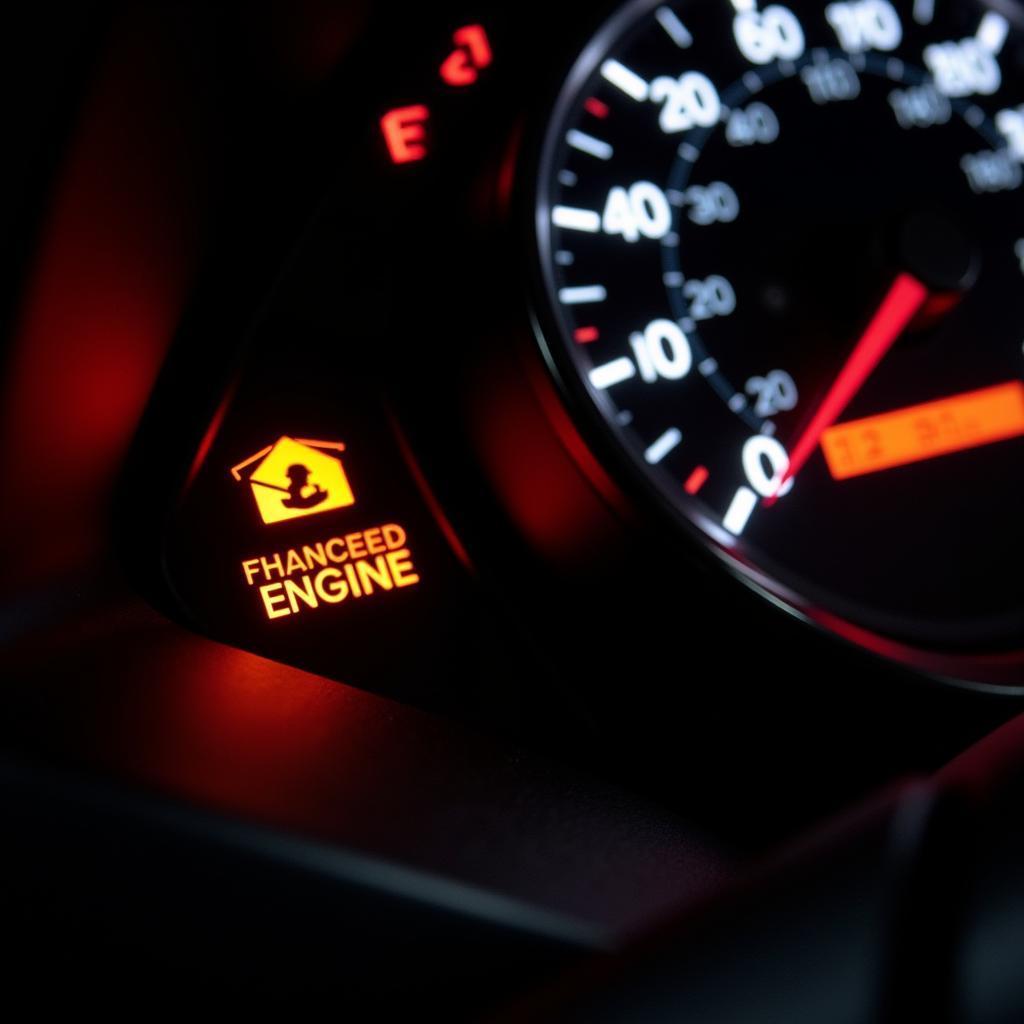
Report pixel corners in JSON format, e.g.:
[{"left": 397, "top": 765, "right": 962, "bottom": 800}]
[{"left": 440, "top": 25, "right": 493, "bottom": 87}]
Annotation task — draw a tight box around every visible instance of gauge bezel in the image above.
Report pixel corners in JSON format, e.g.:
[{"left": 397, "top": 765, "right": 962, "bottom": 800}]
[{"left": 528, "top": 0, "right": 1024, "bottom": 693}]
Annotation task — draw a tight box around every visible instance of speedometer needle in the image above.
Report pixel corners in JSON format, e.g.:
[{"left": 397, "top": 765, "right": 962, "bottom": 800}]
[{"left": 771, "top": 272, "right": 930, "bottom": 498}]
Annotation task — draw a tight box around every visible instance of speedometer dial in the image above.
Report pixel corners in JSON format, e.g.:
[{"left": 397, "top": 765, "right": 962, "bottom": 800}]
[{"left": 535, "top": 0, "right": 1024, "bottom": 659}]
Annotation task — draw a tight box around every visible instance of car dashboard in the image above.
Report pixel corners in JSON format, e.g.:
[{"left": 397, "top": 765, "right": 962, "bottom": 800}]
[{"left": 1, "top": 1, "right": 1023, "bottom": 1017}]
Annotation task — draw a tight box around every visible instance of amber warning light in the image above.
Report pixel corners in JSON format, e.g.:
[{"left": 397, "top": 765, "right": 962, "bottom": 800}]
[
  {"left": 231, "top": 437, "right": 422, "bottom": 620},
  {"left": 821, "top": 381, "right": 1024, "bottom": 480},
  {"left": 241, "top": 526, "right": 420, "bottom": 621},
  {"left": 231, "top": 437, "right": 355, "bottom": 525}
]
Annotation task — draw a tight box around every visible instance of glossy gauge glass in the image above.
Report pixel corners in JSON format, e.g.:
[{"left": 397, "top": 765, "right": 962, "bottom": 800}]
[{"left": 535, "top": 0, "right": 1024, "bottom": 666}]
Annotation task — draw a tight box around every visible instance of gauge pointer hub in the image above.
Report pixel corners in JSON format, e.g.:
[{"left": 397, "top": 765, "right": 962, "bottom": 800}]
[{"left": 898, "top": 211, "right": 980, "bottom": 295}]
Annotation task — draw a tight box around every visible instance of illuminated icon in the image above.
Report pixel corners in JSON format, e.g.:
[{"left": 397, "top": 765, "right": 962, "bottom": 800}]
[
  {"left": 381, "top": 104, "right": 430, "bottom": 164},
  {"left": 231, "top": 437, "right": 355, "bottom": 526},
  {"left": 439, "top": 25, "right": 492, "bottom": 87}
]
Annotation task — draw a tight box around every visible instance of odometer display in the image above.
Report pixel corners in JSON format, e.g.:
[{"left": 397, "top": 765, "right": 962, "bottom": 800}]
[{"left": 536, "top": 0, "right": 1024, "bottom": 657}]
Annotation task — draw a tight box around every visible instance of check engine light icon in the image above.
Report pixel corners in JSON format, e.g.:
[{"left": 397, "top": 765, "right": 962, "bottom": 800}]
[{"left": 231, "top": 437, "right": 355, "bottom": 526}]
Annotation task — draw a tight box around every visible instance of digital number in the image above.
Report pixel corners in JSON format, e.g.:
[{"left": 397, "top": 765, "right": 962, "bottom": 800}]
[
  {"left": 862, "top": 429, "right": 884, "bottom": 461},
  {"left": 827, "top": 430, "right": 884, "bottom": 470},
  {"left": 745, "top": 371, "right": 799, "bottom": 418},
  {"left": 734, "top": 6, "right": 806, "bottom": 65},
  {"left": 726, "top": 102, "right": 780, "bottom": 146},
  {"left": 914, "top": 411, "right": 964, "bottom": 447},
  {"left": 602, "top": 182, "right": 672, "bottom": 242},
  {"left": 680, "top": 182, "right": 740, "bottom": 225},
  {"left": 649, "top": 72, "right": 721, "bottom": 133},
  {"left": 825, "top": 0, "right": 902, "bottom": 53},
  {"left": 684, "top": 276, "right": 737, "bottom": 321},
  {"left": 629, "top": 319, "right": 693, "bottom": 382}
]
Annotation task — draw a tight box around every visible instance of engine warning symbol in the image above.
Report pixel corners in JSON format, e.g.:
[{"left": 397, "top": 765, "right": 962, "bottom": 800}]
[{"left": 231, "top": 437, "right": 355, "bottom": 525}]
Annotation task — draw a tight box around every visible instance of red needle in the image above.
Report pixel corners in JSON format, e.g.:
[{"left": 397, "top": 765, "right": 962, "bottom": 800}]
[{"left": 772, "top": 272, "right": 930, "bottom": 497}]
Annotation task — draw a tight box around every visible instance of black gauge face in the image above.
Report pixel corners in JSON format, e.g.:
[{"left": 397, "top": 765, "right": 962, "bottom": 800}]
[{"left": 536, "top": 0, "right": 1024, "bottom": 658}]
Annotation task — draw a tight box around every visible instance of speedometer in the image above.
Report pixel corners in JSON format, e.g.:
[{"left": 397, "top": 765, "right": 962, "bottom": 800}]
[{"left": 535, "top": 0, "right": 1024, "bottom": 659}]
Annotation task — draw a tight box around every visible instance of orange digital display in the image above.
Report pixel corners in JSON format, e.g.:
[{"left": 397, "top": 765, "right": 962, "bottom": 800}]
[{"left": 821, "top": 381, "right": 1024, "bottom": 480}]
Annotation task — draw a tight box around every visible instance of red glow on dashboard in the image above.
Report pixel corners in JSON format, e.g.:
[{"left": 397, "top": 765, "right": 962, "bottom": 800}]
[
  {"left": 0, "top": 10, "right": 203, "bottom": 590},
  {"left": 381, "top": 105, "right": 430, "bottom": 164},
  {"left": 584, "top": 98, "right": 610, "bottom": 119},
  {"left": 258, "top": 0, "right": 369, "bottom": 84},
  {"left": 574, "top": 326, "right": 600, "bottom": 344},
  {"left": 104, "top": 632, "right": 365, "bottom": 822},
  {"left": 493, "top": 122, "right": 525, "bottom": 219},
  {"left": 390, "top": 415, "right": 475, "bottom": 572},
  {"left": 184, "top": 386, "right": 236, "bottom": 491},
  {"left": 472, "top": 341, "right": 630, "bottom": 564},
  {"left": 439, "top": 25, "right": 493, "bottom": 86}
]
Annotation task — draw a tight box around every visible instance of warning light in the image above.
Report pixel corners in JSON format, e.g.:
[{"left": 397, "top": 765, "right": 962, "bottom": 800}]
[
  {"left": 440, "top": 25, "right": 493, "bottom": 87},
  {"left": 821, "top": 381, "right": 1024, "bottom": 480},
  {"left": 381, "top": 105, "right": 430, "bottom": 164},
  {"left": 240, "top": 524, "right": 421, "bottom": 621},
  {"left": 231, "top": 437, "right": 355, "bottom": 525}
]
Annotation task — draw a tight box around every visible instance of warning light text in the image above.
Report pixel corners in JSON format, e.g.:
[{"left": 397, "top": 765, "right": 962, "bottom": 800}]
[{"left": 242, "top": 523, "right": 421, "bottom": 620}]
